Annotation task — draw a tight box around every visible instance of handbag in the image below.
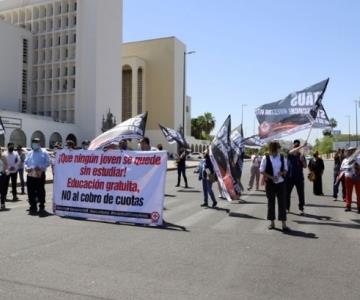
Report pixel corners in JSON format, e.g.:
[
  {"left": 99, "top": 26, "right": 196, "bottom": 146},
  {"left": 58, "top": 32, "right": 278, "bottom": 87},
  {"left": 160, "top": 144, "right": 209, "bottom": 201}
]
[
  {"left": 307, "top": 171, "right": 315, "bottom": 182},
  {"left": 208, "top": 173, "right": 216, "bottom": 183}
]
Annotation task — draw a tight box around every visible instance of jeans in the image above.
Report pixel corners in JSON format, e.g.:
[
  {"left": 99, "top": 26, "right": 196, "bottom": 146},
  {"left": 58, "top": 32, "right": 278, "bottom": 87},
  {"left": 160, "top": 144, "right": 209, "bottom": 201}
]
[
  {"left": 202, "top": 178, "right": 216, "bottom": 205},
  {"left": 286, "top": 178, "right": 305, "bottom": 211}
]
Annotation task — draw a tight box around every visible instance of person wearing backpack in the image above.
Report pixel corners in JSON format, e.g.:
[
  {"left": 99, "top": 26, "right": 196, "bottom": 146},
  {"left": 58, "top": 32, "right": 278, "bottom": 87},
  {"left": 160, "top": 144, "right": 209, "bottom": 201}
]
[{"left": 260, "top": 141, "right": 289, "bottom": 231}]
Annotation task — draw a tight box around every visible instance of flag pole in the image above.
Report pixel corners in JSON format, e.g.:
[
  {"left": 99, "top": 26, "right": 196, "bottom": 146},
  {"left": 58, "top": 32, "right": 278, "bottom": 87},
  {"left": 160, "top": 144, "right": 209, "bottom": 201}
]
[{"left": 305, "top": 123, "right": 314, "bottom": 143}]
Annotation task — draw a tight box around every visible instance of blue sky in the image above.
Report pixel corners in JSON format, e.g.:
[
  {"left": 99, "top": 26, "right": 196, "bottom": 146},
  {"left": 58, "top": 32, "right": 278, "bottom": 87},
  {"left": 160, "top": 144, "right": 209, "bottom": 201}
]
[{"left": 123, "top": 0, "right": 360, "bottom": 143}]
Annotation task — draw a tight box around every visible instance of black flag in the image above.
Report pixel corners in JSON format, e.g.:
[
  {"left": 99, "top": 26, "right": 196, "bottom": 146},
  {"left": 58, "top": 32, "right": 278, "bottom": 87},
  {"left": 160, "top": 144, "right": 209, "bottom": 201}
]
[
  {"left": 89, "top": 112, "right": 148, "bottom": 150},
  {"left": 255, "top": 78, "right": 329, "bottom": 141},
  {"left": 159, "top": 124, "right": 188, "bottom": 148}
]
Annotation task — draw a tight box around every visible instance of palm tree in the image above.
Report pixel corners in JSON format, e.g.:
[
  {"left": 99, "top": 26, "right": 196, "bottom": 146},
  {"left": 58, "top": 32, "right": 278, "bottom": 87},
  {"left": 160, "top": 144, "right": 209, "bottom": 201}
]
[{"left": 202, "top": 112, "right": 215, "bottom": 135}]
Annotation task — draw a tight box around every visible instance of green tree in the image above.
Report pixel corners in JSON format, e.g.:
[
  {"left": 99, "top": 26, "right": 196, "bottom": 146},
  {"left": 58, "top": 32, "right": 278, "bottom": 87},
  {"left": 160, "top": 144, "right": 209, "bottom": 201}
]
[
  {"left": 315, "top": 136, "right": 333, "bottom": 154},
  {"left": 191, "top": 112, "right": 216, "bottom": 140}
]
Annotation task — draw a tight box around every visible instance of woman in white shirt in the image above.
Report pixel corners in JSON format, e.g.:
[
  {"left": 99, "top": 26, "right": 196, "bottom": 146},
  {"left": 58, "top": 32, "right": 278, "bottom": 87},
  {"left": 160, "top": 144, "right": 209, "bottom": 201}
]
[
  {"left": 340, "top": 147, "right": 360, "bottom": 213},
  {"left": 260, "top": 141, "right": 289, "bottom": 231}
]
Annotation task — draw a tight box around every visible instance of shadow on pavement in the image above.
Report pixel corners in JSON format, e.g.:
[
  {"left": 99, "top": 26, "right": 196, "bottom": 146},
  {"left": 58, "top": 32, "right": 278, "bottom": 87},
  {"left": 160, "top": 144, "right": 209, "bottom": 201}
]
[
  {"left": 177, "top": 189, "right": 201, "bottom": 193},
  {"left": 305, "top": 203, "right": 344, "bottom": 209},
  {"left": 210, "top": 207, "right": 230, "bottom": 213},
  {"left": 351, "top": 219, "right": 360, "bottom": 224},
  {"left": 294, "top": 220, "right": 360, "bottom": 230},
  {"left": 281, "top": 228, "right": 318, "bottom": 239},
  {"left": 289, "top": 212, "right": 334, "bottom": 221},
  {"left": 241, "top": 193, "right": 267, "bottom": 197},
  {"left": 234, "top": 200, "right": 265, "bottom": 205},
  {"left": 0, "top": 208, "right": 11, "bottom": 212},
  {"left": 165, "top": 194, "right": 176, "bottom": 198},
  {"left": 38, "top": 210, "right": 54, "bottom": 218},
  {"left": 5, "top": 198, "right": 22, "bottom": 203},
  {"left": 229, "top": 212, "right": 264, "bottom": 220}
]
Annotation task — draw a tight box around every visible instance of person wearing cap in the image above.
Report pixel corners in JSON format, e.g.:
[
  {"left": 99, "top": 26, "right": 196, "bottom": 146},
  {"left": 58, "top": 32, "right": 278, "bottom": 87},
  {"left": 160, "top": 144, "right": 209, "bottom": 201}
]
[
  {"left": 81, "top": 140, "right": 90, "bottom": 150},
  {"left": 340, "top": 147, "right": 360, "bottom": 213},
  {"left": 260, "top": 141, "right": 289, "bottom": 231},
  {"left": 285, "top": 139, "right": 307, "bottom": 214},
  {"left": 24, "top": 138, "right": 50, "bottom": 215},
  {"left": 16, "top": 145, "right": 27, "bottom": 195},
  {"left": 308, "top": 151, "right": 325, "bottom": 196},
  {"left": 4, "top": 142, "right": 20, "bottom": 201}
]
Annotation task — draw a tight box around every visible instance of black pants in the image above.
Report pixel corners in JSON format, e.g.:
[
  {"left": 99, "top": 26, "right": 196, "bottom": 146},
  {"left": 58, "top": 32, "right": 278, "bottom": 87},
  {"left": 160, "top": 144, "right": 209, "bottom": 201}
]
[
  {"left": 27, "top": 173, "right": 46, "bottom": 211},
  {"left": 286, "top": 178, "right": 305, "bottom": 211},
  {"left": 177, "top": 164, "right": 188, "bottom": 187},
  {"left": 266, "top": 181, "right": 286, "bottom": 221},
  {"left": 0, "top": 174, "right": 7, "bottom": 205},
  {"left": 5, "top": 172, "right": 18, "bottom": 199}
]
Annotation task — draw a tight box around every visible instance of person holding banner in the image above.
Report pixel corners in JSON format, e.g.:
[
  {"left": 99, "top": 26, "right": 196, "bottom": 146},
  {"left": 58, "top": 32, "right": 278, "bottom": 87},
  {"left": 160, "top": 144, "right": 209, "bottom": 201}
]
[
  {"left": 24, "top": 138, "right": 50, "bottom": 215},
  {"left": 199, "top": 148, "right": 217, "bottom": 208},
  {"left": 308, "top": 151, "right": 325, "bottom": 196},
  {"left": 175, "top": 147, "right": 189, "bottom": 188},
  {"left": 286, "top": 140, "right": 307, "bottom": 214},
  {"left": 259, "top": 141, "right": 289, "bottom": 231}
]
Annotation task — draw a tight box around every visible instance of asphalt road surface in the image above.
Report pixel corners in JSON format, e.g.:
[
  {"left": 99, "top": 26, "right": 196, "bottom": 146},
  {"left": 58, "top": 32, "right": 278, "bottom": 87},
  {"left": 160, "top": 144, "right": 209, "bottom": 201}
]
[{"left": 0, "top": 160, "right": 359, "bottom": 300}]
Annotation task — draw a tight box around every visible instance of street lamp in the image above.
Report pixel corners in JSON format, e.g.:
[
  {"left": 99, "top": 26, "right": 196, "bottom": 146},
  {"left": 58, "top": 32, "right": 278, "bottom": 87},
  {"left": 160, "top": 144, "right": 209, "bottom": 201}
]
[
  {"left": 345, "top": 115, "right": 351, "bottom": 146},
  {"left": 182, "top": 50, "right": 196, "bottom": 137}
]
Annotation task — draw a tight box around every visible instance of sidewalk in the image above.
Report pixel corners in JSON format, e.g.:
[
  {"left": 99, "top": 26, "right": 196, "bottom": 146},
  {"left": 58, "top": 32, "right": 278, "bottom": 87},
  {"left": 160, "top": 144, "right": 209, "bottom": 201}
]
[{"left": 42, "top": 159, "right": 200, "bottom": 184}]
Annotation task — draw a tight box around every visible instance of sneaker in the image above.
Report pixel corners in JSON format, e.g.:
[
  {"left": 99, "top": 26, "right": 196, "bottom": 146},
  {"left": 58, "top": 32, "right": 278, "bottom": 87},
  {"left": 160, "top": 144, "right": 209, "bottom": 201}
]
[
  {"left": 345, "top": 207, "right": 351, "bottom": 212},
  {"left": 212, "top": 201, "right": 217, "bottom": 208},
  {"left": 268, "top": 223, "right": 275, "bottom": 230},
  {"left": 1, "top": 204, "right": 5, "bottom": 210},
  {"left": 299, "top": 210, "right": 305, "bottom": 216},
  {"left": 175, "top": 184, "right": 180, "bottom": 187},
  {"left": 13, "top": 196, "right": 19, "bottom": 201},
  {"left": 200, "top": 203, "right": 208, "bottom": 207},
  {"left": 247, "top": 187, "right": 251, "bottom": 191}
]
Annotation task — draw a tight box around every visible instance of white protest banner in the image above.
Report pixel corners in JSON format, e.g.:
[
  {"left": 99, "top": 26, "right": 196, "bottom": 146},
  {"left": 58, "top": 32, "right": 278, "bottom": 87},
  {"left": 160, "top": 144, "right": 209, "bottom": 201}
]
[{"left": 53, "top": 150, "right": 167, "bottom": 226}]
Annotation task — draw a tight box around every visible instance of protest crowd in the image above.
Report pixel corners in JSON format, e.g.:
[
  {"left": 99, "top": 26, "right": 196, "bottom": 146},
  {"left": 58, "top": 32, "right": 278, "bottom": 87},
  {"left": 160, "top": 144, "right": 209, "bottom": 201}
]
[{"left": 1, "top": 78, "right": 360, "bottom": 231}]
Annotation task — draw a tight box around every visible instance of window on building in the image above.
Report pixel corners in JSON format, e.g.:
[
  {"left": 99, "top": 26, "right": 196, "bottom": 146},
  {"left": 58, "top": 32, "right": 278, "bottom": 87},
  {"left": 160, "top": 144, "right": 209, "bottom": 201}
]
[
  {"left": 122, "top": 67, "right": 132, "bottom": 121},
  {"left": 22, "top": 39, "right": 28, "bottom": 64},
  {"left": 137, "top": 68, "right": 143, "bottom": 114}
]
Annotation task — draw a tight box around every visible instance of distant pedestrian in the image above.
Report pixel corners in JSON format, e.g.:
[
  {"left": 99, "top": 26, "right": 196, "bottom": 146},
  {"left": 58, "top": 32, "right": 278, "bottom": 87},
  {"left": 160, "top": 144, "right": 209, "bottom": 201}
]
[
  {"left": 119, "top": 139, "right": 128, "bottom": 150},
  {"left": 247, "top": 151, "right": 261, "bottom": 191},
  {"left": 0, "top": 150, "right": 8, "bottom": 210},
  {"left": 340, "top": 147, "right": 360, "bottom": 213},
  {"left": 285, "top": 140, "right": 307, "bottom": 214},
  {"left": 17, "top": 145, "right": 27, "bottom": 195},
  {"left": 81, "top": 140, "right": 90, "bottom": 150},
  {"left": 175, "top": 147, "right": 189, "bottom": 188},
  {"left": 333, "top": 148, "right": 346, "bottom": 201},
  {"left": 139, "top": 137, "right": 151, "bottom": 151},
  {"left": 199, "top": 148, "right": 217, "bottom": 208},
  {"left": 260, "top": 141, "right": 289, "bottom": 231},
  {"left": 308, "top": 151, "right": 325, "bottom": 196},
  {"left": 24, "top": 138, "right": 50, "bottom": 215},
  {"left": 65, "top": 140, "right": 76, "bottom": 150},
  {"left": 4, "top": 142, "right": 20, "bottom": 201}
]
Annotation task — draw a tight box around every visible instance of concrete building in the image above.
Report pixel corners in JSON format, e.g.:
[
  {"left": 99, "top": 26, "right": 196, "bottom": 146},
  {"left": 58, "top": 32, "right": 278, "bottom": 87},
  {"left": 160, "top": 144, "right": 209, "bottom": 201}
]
[
  {"left": 122, "top": 37, "right": 208, "bottom": 154},
  {"left": 0, "top": 0, "right": 122, "bottom": 146}
]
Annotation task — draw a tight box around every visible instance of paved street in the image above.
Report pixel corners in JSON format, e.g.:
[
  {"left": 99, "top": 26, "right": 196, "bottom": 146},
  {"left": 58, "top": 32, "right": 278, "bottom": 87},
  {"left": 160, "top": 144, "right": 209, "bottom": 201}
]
[{"left": 0, "top": 160, "right": 359, "bottom": 300}]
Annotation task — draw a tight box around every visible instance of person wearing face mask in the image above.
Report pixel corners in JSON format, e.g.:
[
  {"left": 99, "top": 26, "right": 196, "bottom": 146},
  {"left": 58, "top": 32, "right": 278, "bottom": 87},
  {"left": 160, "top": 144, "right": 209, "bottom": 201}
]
[
  {"left": 24, "top": 138, "right": 50, "bottom": 215},
  {"left": 4, "top": 142, "right": 20, "bottom": 201}
]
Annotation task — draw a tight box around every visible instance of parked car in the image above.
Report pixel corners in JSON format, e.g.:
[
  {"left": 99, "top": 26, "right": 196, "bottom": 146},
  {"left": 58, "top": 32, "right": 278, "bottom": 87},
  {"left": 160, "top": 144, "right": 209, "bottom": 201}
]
[{"left": 187, "top": 152, "right": 202, "bottom": 160}]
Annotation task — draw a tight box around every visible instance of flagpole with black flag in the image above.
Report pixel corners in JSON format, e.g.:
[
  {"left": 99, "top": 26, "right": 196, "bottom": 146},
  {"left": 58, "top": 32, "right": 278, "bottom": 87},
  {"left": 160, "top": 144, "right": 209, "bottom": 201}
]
[{"left": 0, "top": 117, "right": 5, "bottom": 136}]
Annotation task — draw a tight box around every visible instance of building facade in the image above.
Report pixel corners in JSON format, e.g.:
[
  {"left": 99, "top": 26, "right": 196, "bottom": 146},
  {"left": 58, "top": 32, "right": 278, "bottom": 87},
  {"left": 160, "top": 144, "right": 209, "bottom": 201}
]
[
  {"left": 122, "top": 37, "right": 207, "bottom": 154},
  {"left": 0, "top": 0, "right": 122, "bottom": 146}
]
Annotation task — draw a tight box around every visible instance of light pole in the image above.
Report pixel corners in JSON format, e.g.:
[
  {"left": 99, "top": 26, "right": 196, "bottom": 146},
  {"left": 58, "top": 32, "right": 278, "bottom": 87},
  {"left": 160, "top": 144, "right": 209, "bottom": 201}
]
[
  {"left": 345, "top": 115, "right": 351, "bottom": 146},
  {"left": 182, "top": 50, "right": 195, "bottom": 137}
]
